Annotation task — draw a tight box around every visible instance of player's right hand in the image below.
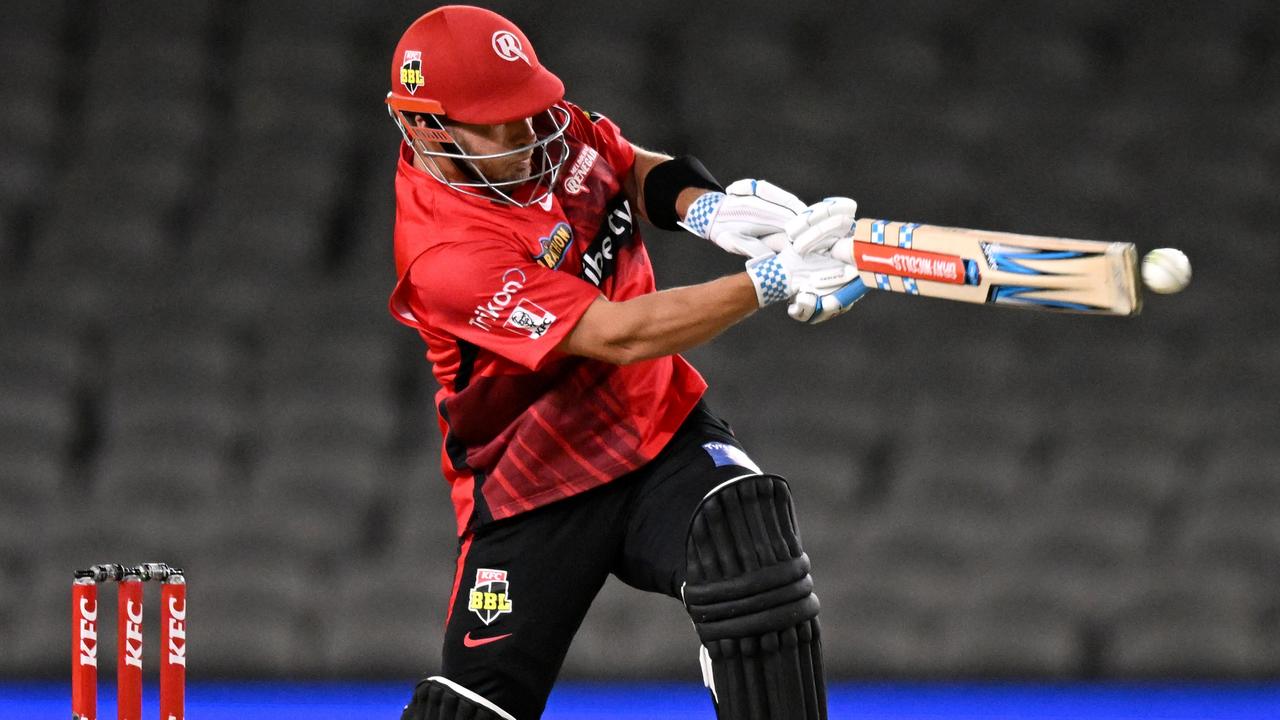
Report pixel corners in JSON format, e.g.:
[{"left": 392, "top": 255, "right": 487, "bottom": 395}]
[
  {"left": 744, "top": 246, "right": 858, "bottom": 308},
  {"left": 788, "top": 278, "right": 870, "bottom": 324},
  {"left": 679, "top": 179, "right": 806, "bottom": 257}
]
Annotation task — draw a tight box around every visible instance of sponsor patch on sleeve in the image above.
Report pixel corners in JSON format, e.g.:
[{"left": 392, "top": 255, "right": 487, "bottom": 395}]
[
  {"left": 504, "top": 298, "right": 557, "bottom": 339},
  {"left": 533, "top": 222, "right": 573, "bottom": 269},
  {"left": 701, "top": 442, "right": 762, "bottom": 474}
]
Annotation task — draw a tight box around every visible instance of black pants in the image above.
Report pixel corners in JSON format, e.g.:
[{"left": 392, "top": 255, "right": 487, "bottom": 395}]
[{"left": 439, "top": 401, "right": 761, "bottom": 719}]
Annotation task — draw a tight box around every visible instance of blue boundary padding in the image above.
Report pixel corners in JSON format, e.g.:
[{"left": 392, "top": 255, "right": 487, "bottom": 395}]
[{"left": 3, "top": 681, "right": 1279, "bottom": 719}]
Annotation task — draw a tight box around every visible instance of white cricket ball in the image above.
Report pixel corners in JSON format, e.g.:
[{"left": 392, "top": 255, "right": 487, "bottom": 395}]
[{"left": 1141, "top": 248, "right": 1191, "bottom": 294}]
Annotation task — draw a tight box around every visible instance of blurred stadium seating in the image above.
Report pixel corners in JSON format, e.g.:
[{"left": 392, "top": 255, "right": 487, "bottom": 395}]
[{"left": 1, "top": 0, "right": 1277, "bottom": 682}]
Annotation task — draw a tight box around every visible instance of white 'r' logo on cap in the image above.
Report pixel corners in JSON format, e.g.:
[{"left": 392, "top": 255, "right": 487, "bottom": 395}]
[{"left": 492, "top": 30, "right": 531, "bottom": 66}]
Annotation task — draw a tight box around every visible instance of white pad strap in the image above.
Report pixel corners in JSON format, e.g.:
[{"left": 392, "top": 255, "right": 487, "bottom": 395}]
[
  {"left": 703, "top": 472, "right": 770, "bottom": 501},
  {"left": 699, "top": 644, "right": 719, "bottom": 703},
  {"left": 426, "top": 676, "right": 517, "bottom": 720}
]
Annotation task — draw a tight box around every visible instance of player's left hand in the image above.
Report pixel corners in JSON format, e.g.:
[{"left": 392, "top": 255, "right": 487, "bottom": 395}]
[
  {"left": 788, "top": 277, "right": 870, "bottom": 324},
  {"left": 744, "top": 246, "right": 858, "bottom": 308},
  {"left": 679, "top": 179, "right": 806, "bottom": 257}
]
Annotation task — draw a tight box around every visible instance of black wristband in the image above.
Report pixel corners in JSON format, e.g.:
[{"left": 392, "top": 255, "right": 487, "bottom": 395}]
[{"left": 642, "top": 156, "right": 723, "bottom": 231}]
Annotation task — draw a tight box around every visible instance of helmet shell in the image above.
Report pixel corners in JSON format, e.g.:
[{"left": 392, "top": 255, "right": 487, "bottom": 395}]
[{"left": 386, "top": 5, "right": 564, "bottom": 124}]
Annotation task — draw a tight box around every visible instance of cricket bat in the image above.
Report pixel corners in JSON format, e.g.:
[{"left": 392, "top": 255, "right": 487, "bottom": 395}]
[{"left": 831, "top": 218, "right": 1142, "bottom": 316}]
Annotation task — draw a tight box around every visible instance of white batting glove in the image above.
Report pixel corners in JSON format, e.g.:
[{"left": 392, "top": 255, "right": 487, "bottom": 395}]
[
  {"left": 786, "top": 197, "right": 859, "bottom": 258},
  {"left": 779, "top": 196, "right": 863, "bottom": 323},
  {"left": 788, "top": 278, "right": 870, "bottom": 324},
  {"left": 679, "top": 179, "right": 806, "bottom": 257},
  {"left": 744, "top": 247, "right": 858, "bottom": 308}
]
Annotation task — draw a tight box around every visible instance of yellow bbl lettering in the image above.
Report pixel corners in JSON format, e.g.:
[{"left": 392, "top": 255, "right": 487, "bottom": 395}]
[
  {"left": 468, "top": 590, "right": 512, "bottom": 613},
  {"left": 468, "top": 589, "right": 512, "bottom": 609}
]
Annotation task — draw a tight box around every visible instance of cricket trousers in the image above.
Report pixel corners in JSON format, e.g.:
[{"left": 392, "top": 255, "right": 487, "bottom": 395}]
[{"left": 438, "top": 400, "right": 765, "bottom": 719}]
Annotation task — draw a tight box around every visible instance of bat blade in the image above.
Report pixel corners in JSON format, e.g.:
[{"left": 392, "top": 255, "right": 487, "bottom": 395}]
[{"left": 833, "top": 219, "right": 1142, "bottom": 316}]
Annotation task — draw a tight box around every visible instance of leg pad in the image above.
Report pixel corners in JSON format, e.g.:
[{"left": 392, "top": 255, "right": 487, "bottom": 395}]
[
  {"left": 401, "top": 676, "right": 516, "bottom": 720},
  {"left": 684, "top": 474, "right": 827, "bottom": 720}
]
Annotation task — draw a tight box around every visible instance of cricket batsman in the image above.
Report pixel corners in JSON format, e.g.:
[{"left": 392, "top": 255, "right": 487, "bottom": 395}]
[{"left": 386, "top": 6, "right": 866, "bottom": 719}]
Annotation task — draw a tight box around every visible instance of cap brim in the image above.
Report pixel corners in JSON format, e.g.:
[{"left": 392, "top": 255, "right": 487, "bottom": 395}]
[{"left": 449, "top": 65, "right": 565, "bottom": 125}]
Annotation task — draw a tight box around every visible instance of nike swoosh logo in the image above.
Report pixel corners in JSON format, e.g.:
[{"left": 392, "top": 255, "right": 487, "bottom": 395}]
[{"left": 463, "top": 631, "right": 512, "bottom": 648}]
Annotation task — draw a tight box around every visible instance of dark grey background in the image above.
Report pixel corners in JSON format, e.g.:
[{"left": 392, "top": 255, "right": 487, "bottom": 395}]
[{"left": 1, "top": 0, "right": 1277, "bottom": 681}]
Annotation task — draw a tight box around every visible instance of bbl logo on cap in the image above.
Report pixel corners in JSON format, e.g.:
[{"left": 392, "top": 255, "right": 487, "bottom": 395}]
[
  {"left": 468, "top": 568, "right": 513, "bottom": 625},
  {"left": 400, "top": 50, "right": 424, "bottom": 94}
]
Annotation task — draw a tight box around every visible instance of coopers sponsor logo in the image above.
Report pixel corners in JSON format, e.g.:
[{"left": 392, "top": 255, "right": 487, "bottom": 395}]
[
  {"left": 469, "top": 268, "right": 527, "bottom": 332},
  {"left": 563, "top": 146, "right": 599, "bottom": 195},
  {"left": 504, "top": 299, "right": 557, "bottom": 340},
  {"left": 533, "top": 222, "right": 573, "bottom": 269}
]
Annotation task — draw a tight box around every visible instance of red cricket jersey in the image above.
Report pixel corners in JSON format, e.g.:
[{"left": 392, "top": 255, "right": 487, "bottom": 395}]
[{"left": 389, "top": 102, "right": 707, "bottom": 536}]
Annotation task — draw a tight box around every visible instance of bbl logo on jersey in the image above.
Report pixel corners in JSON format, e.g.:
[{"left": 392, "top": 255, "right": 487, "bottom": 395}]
[
  {"left": 468, "top": 568, "right": 513, "bottom": 625},
  {"left": 400, "top": 50, "right": 423, "bottom": 94}
]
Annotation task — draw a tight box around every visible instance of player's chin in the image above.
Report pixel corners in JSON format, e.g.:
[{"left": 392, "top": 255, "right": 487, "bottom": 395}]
[
  {"left": 508, "top": 159, "right": 533, "bottom": 182},
  {"left": 482, "top": 158, "right": 533, "bottom": 185},
  {"left": 497, "top": 168, "right": 533, "bottom": 185}
]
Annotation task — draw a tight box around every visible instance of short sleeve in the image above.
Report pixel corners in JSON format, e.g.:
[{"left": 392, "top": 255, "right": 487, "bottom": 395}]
[
  {"left": 404, "top": 239, "right": 602, "bottom": 371},
  {"left": 566, "top": 102, "right": 636, "bottom": 180}
]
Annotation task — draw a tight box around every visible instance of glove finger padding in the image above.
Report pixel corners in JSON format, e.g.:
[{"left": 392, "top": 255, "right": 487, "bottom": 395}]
[
  {"left": 817, "top": 196, "right": 858, "bottom": 217},
  {"left": 791, "top": 214, "right": 857, "bottom": 257},
  {"left": 787, "top": 292, "right": 819, "bottom": 323},
  {"left": 786, "top": 198, "right": 858, "bottom": 257},
  {"left": 724, "top": 178, "right": 807, "bottom": 214},
  {"left": 788, "top": 278, "right": 870, "bottom": 324}
]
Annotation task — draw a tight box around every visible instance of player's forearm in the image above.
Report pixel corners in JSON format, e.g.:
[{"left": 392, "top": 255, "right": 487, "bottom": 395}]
[
  {"left": 627, "top": 148, "right": 716, "bottom": 226},
  {"left": 618, "top": 274, "right": 759, "bottom": 361},
  {"left": 558, "top": 274, "right": 759, "bottom": 365}
]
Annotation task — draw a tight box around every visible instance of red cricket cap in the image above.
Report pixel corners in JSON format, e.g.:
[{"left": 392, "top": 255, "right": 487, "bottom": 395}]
[{"left": 386, "top": 5, "right": 565, "bottom": 125}]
